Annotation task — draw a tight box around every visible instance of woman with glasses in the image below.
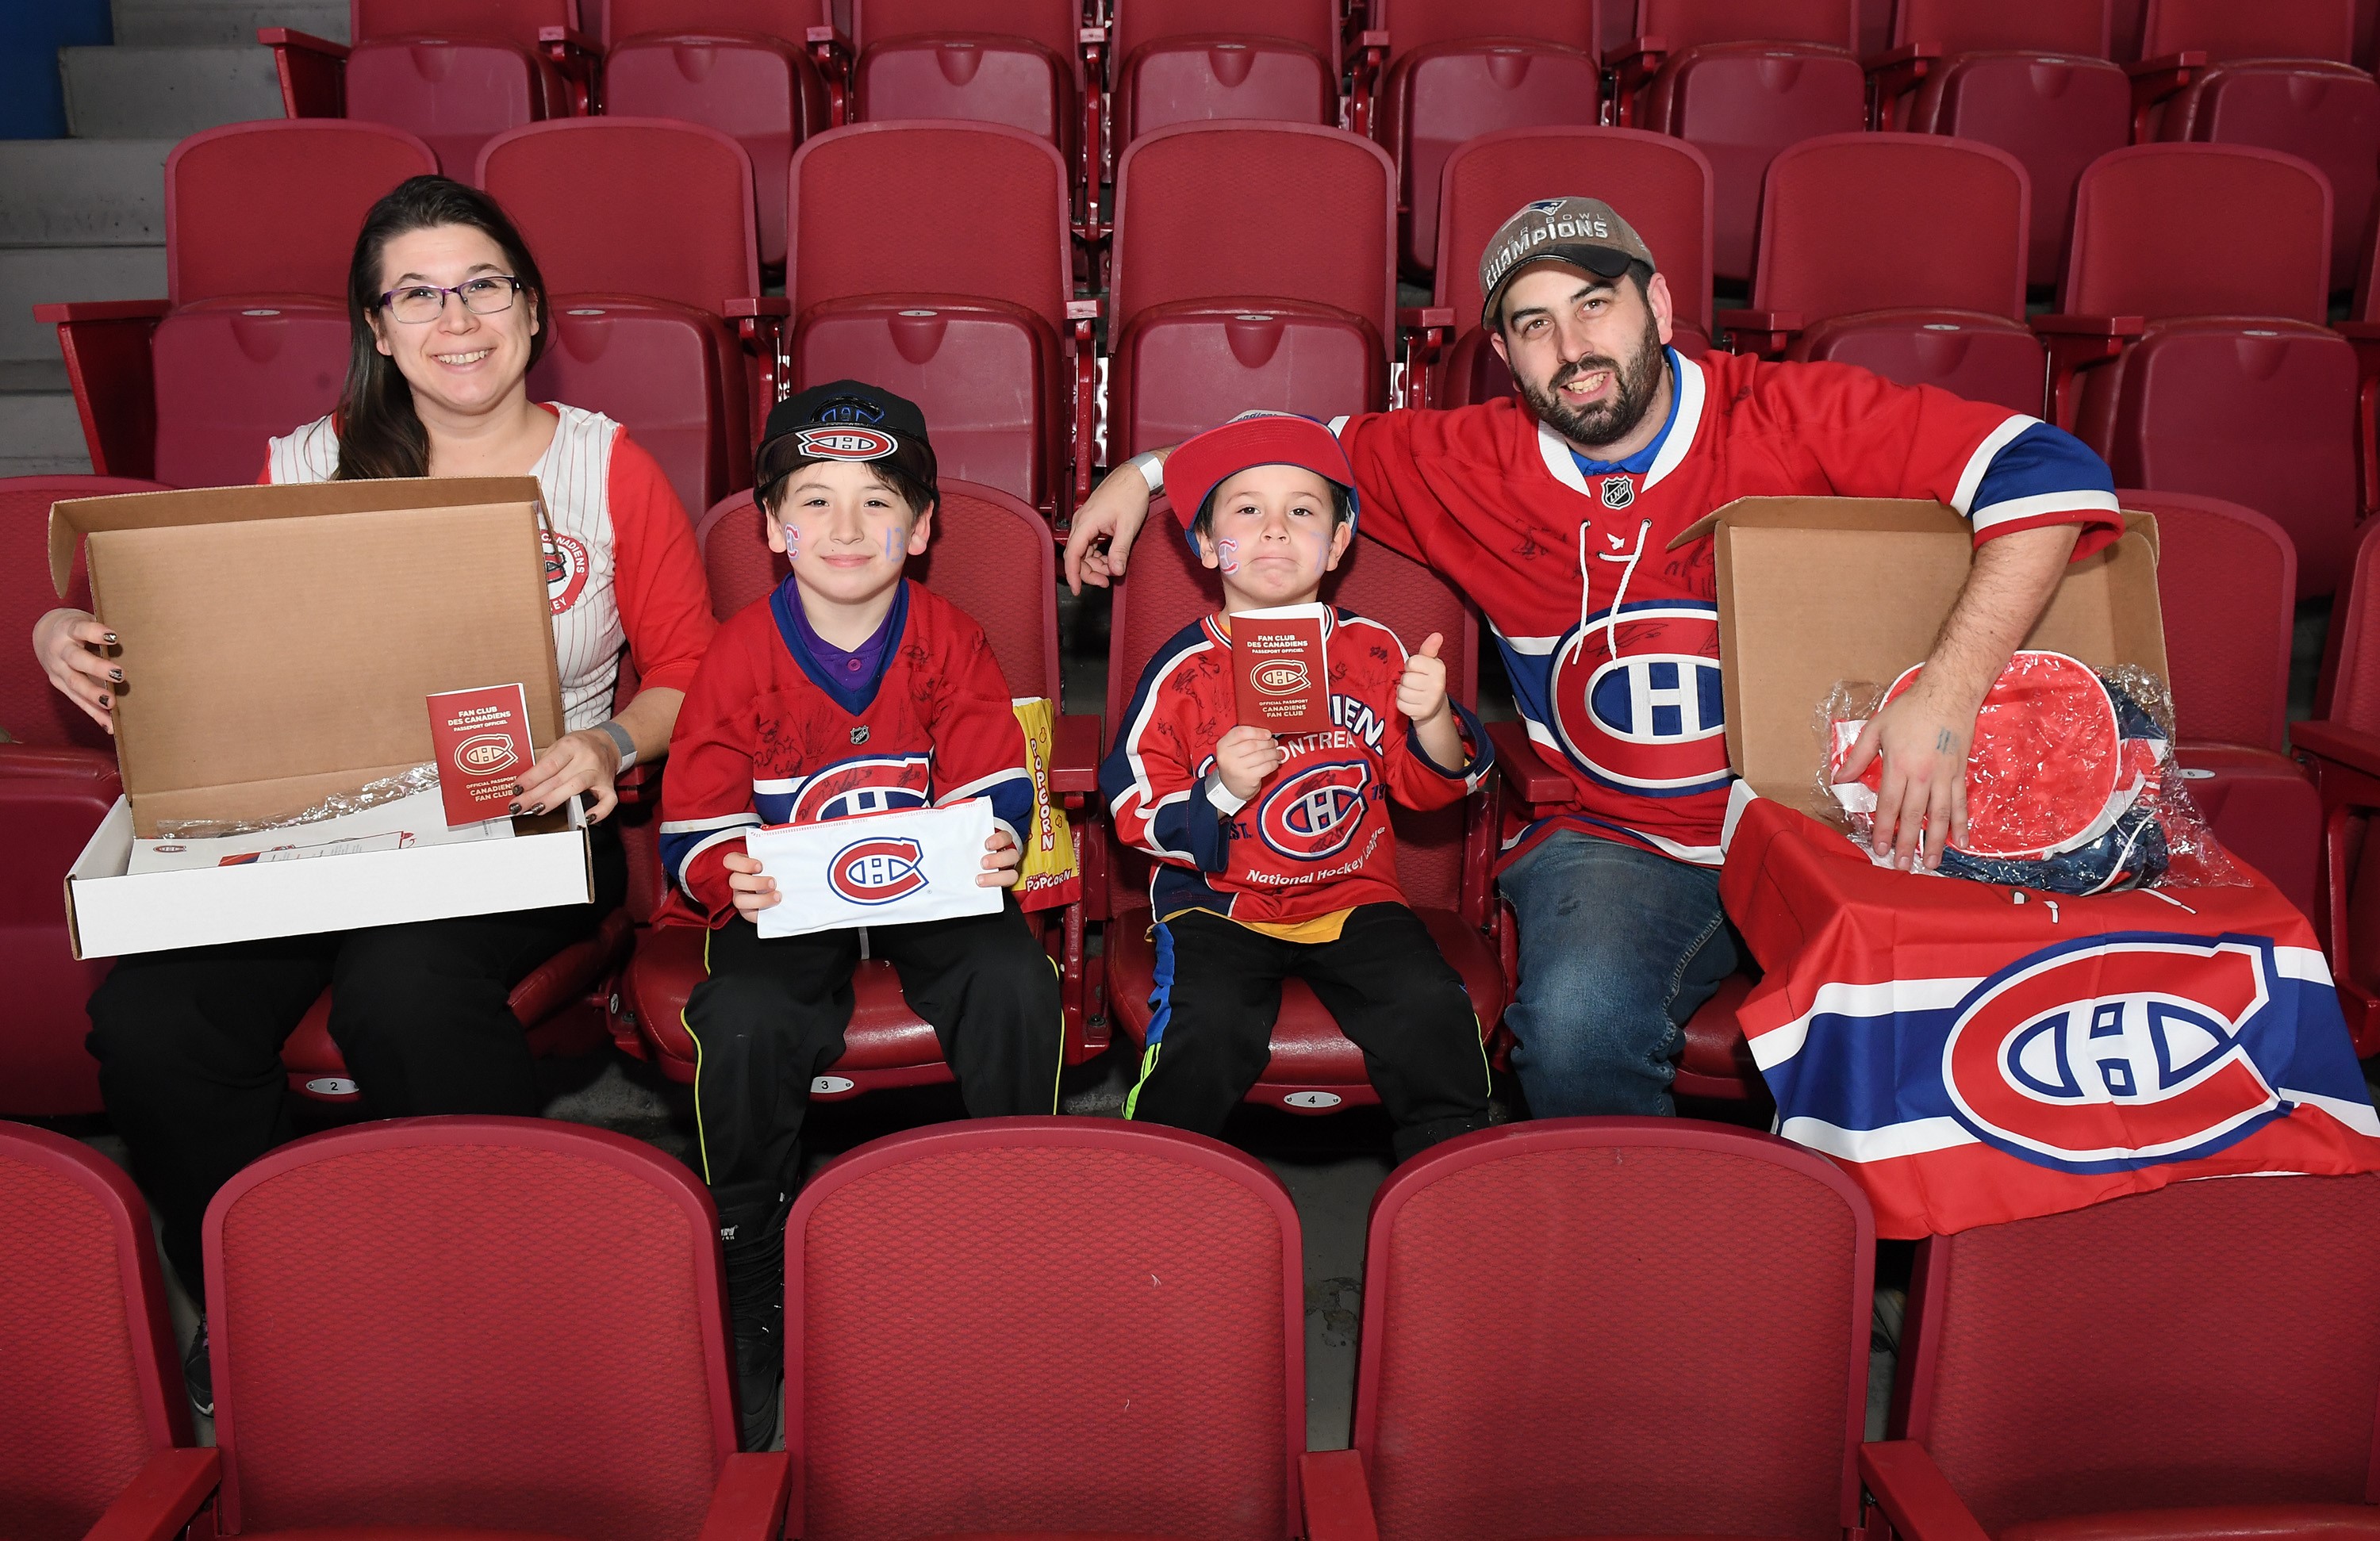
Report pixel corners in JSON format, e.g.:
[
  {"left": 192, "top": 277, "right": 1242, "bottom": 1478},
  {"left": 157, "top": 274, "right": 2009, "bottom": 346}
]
[{"left": 29, "top": 175, "right": 717, "bottom": 1417}]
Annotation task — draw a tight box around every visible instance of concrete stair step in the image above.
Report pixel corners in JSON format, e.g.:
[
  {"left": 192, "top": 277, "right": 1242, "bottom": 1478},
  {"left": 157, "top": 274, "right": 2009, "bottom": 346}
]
[
  {"left": 62, "top": 44, "right": 285, "bottom": 139},
  {"left": 0, "top": 246, "right": 166, "bottom": 364},
  {"left": 0, "top": 140, "right": 172, "bottom": 248},
  {"left": 0, "top": 362, "right": 92, "bottom": 478},
  {"left": 112, "top": 0, "right": 349, "bottom": 48}
]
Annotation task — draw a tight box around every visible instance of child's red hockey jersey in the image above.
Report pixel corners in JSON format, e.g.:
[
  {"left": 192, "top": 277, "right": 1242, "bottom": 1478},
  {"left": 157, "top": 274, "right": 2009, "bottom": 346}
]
[
  {"left": 1332, "top": 351, "right": 2124, "bottom": 868},
  {"left": 1099, "top": 608, "right": 1493, "bottom": 923},
  {"left": 660, "top": 577, "right": 1034, "bottom": 926}
]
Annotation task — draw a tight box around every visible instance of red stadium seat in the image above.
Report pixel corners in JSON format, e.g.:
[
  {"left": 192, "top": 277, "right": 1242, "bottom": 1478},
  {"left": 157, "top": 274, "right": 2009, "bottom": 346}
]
[
  {"left": 479, "top": 117, "right": 767, "bottom": 497},
  {"left": 617, "top": 481, "right": 1101, "bottom": 1094},
  {"left": 1619, "top": 0, "right": 1868, "bottom": 283},
  {"left": 2294, "top": 519, "right": 2380, "bottom": 1050},
  {"left": 202, "top": 1117, "right": 787, "bottom": 1536},
  {"left": 1109, "top": 122, "right": 1395, "bottom": 457},
  {"left": 1365, "top": 0, "right": 1605, "bottom": 282},
  {"left": 1, "top": 478, "right": 159, "bottom": 1118},
  {"left": 850, "top": 0, "right": 1084, "bottom": 169},
  {"left": 1865, "top": 1173, "right": 2380, "bottom": 1539},
  {"left": 786, "top": 1120, "right": 1303, "bottom": 1533},
  {"left": 0, "top": 1121, "right": 215, "bottom": 1540},
  {"left": 40, "top": 121, "right": 438, "bottom": 489},
  {"left": 786, "top": 121, "right": 1083, "bottom": 514},
  {"left": 261, "top": 0, "right": 593, "bottom": 179},
  {"left": 1875, "top": 0, "right": 2128, "bottom": 286},
  {"left": 1725, "top": 132, "right": 2044, "bottom": 415},
  {"left": 2138, "top": 0, "right": 2380, "bottom": 287},
  {"left": 2125, "top": 489, "right": 2319, "bottom": 918},
  {"left": 1430, "top": 126, "right": 1718, "bottom": 409},
  {"left": 601, "top": 0, "right": 834, "bottom": 270},
  {"left": 1304, "top": 1119, "right": 1873, "bottom": 1540},
  {"left": 1099, "top": 498, "right": 1505, "bottom": 1116},
  {"left": 2048, "top": 144, "right": 2355, "bottom": 600},
  {"left": 527, "top": 297, "right": 744, "bottom": 518},
  {"left": 1108, "top": 0, "right": 1341, "bottom": 155}
]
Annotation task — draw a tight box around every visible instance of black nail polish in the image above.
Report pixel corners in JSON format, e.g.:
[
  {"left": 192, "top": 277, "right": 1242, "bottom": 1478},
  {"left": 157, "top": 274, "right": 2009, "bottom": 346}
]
[
  {"left": 103, "top": 633, "right": 117, "bottom": 644},
  {"left": 511, "top": 784, "right": 524, "bottom": 795},
  {"left": 508, "top": 802, "right": 521, "bottom": 815},
  {"left": 98, "top": 694, "right": 109, "bottom": 707},
  {"left": 109, "top": 669, "right": 123, "bottom": 682}
]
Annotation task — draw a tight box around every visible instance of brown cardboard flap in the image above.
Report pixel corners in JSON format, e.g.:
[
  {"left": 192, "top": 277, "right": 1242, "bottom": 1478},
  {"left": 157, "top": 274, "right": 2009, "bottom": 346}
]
[
  {"left": 80, "top": 489, "right": 564, "bottom": 836},
  {"left": 1712, "top": 496, "right": 2166, "bottom": 810},
  {"left": 49, "top": 476, "right": 542, "bottom": 597}
]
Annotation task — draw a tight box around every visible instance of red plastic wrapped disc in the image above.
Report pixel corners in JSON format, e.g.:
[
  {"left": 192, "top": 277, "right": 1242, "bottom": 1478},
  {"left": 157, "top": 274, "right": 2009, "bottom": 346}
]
[{"left": 1857, "top": 650, "right": 2124, "bottom": 860}]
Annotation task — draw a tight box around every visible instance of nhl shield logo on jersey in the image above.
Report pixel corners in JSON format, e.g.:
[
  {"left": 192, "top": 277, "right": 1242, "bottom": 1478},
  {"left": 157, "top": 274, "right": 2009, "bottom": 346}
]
[
  {"left": 827, "top": 834, "right": 929, "bottom": 905},
  {"left": 1599, "top": 475, "right": 1634, "bottom": 509},
  {"left": 1543, "top": 600, "right": 1729, "bottom": 797},
  {"left": 543, "top": 531, "right": 589, "bottom": 615},
  {"left": 1257, "top": 759, "right": 1372, "bottom": 861},
  {"left": 1942, "top": 933, "right": 2290, "bottom": 1172}
]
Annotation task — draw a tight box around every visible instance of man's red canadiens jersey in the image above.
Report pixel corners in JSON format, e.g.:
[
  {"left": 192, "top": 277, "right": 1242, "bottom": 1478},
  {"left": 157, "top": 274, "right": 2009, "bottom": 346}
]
[
  {"left": 659, "top": 579, "right": 1034, "bottom": 926},
  {"left": 1097, "top": 608, "right": 1493, "bottom": 924},
  {"left": 1334, "top": 351, "right": 2123, "bottom": 866}
]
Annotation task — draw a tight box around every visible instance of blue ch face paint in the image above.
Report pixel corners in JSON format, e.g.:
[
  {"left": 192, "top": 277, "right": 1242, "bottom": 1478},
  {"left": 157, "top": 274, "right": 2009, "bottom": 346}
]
[
  {"left": 885, "top": 525, "right": 900, "bottom": 561},
  {"left": 1216, "top": 536, "right": 1239, "bottom": 575}
]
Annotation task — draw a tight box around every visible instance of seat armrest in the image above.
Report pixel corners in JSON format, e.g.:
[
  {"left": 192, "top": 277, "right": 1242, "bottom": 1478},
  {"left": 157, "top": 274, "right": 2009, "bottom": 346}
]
[
  {"left": 1398, "top": 306, "right": 1453, "bottom": 409},
  {"left": 1069, "top": 297, "right": 1101, "bottom": 505},
  {"left": 2030, "top": 313, "right": 2145, "bottom": 431},
  {"left": 697, "top": 1451, "right": 790, "bottom": 1541},
  {"left": 1716, "top": 308, "right": 1804, "bottom": 358},
  {"left": 85, "top": 1446, "right": 221, "bottom": 1541},
  {"left": 1611, "top": 35, "right": 1668, "bottom": 121},
  {"left": 259, "top": 25, "right": 347, "bottom": 115},
  {"left": 1077, "top": 25, "right": 1109, "bottom": 235},
  {"left": 1860, "top": 1440, "right": 1991, "bottom": 1541},
  {"left": 34, "top": 300, "right": 167, "bottom": 481},
  {"left": 1487, "top": 719, "right": 1576, "bottom": 810},
  {"left": 2344, "top": 324, "right": 2380, "bottom": 516},
  {"left": 725, "top": 297, "right": 793, "bottom": 415},
  {"left": 2292, "top": 719, "right": 2380, "bottom": 778},
  {"left": 1050, "top": 712, "right": 1103, "bottom": 800},
  {"left": 613, "top": 760, "right": 662, "bottom": 805},
  {"left": 807, "top": 24, "right": 854, "bottom": 124},
  {"left": 1300, "top": 1448, "right": 1382, "bottom": 1541},
  {"left": 533, "top": 25, "right": 602, "bottom": 113},
  {"left": 1349, "top": 27, "right": 1390, "bottom": 136},
  {"left": 1864, "top": 40, "right": 1937, "bottom": 126},
  {"left": 2127, "top": 48, "right": 2205, "bottom": 134}
]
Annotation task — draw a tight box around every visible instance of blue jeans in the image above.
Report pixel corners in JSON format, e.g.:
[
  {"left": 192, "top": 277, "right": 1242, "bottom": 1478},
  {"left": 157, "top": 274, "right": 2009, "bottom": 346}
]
[{"left": 1497, "top": 828, "right": 1737, "bottom": 1117}]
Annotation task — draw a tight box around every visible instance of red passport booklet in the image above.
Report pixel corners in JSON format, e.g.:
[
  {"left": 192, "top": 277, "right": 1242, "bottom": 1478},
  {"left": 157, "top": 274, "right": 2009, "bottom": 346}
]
[
  {"left": 1231, "top": 603, "right": 1332, "bottom": 736},
  {"left": 427, "top": 683, "right": 533, "bottom": 827}
]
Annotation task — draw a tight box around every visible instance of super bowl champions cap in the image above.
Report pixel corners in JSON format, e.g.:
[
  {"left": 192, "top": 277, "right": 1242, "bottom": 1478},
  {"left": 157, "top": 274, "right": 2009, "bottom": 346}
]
[
  {"left": 1165, "top": 410, "right": 1361, "bottom": 548},
  {"left": 1477, "top": 197, "right": 1659, "bottom": 331},
  {"left": 760, "top": 379, "right": 931, "bottom": 462}
]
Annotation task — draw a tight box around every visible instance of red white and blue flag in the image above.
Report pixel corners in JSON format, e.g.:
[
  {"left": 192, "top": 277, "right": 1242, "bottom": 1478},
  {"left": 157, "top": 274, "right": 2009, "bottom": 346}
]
[{"left": 1725, "top": 799, "right": 2380, "bottom": 1236}]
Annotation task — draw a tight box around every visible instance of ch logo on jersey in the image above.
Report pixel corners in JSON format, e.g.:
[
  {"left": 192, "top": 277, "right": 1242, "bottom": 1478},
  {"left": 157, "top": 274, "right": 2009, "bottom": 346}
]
[
  {"left": 795, "top": 426, "right": 897, "bottom": 461},
  {"left": 828, "top": 835, "right": 928, "bottom": 905},
  {"left": 1599, "top": 475, "right": 1634, "bottom": 510},
  {"left": 765, "top": 753, "right": 933, "bottom": 824},
  {"left": 543, "top": 531, "right": 589, "bottom": 615},
  {"left": 1942, "top": 934, "right": 2290, "bottom": 1172},
  {"left": 1257, "top": 759, "right": 1372, "bottom": 861},
  {"left": 1544, "top": 602, "right": 1729, "bottom": 797}
]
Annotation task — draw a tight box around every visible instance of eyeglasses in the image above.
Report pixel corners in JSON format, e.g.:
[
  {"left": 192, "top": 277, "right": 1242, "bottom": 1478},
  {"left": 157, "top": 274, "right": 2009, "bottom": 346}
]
[{"left": 378, "top": 274, "right": 525, "bottom": 324}]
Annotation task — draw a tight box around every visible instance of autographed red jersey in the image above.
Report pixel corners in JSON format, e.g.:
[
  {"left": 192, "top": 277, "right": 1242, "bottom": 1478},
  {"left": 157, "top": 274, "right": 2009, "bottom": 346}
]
[
  {"left": 659, "top": 578, "right": 1034, "bottom": 926},
  {"left": 1335, "top": 351, "right": 2123, "bottom": 866},
  {"left": 1098, "top": 608, "right": 1493, "bottom": 924}
]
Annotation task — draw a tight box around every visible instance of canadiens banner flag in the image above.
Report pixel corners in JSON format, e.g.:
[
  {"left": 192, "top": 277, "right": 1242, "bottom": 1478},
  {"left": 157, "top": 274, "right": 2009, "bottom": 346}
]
[{"left": 1722, "top": 799, "right": 2380, "bottom": 1236}]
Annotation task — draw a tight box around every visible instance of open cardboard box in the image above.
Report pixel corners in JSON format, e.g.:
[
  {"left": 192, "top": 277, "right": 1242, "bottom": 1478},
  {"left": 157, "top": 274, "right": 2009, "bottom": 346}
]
[
  {"left": 1682, "top": 496, "right": 2167, "bottom": 836},
  {"left": 54, "top": 477, "right": 593, "bottom": 959}
]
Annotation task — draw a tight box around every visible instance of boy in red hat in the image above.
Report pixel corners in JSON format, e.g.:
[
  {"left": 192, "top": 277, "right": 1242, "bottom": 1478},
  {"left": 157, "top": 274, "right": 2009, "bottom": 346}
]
[{"left": 1096, "top": 411, "right": 1498, "bottom": 1159}]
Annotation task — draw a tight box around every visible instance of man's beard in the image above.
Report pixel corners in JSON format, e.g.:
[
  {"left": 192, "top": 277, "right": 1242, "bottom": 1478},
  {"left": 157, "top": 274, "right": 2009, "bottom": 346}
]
[{"left": 1516, "top": 321, "right": 1667, "bottom": 451}]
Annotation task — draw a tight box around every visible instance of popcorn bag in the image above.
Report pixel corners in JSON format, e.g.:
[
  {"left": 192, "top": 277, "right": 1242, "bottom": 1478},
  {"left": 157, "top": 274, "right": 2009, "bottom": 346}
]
[
  {"left": 1010, "top": 696, "right": 1081, "bottom": 912},
  {"left": 1818, "top": 650, "right": 2241, "bottom": 895}
]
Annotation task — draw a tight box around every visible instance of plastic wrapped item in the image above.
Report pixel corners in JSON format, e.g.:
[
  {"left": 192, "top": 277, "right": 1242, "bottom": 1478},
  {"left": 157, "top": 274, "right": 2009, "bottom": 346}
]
[
  {"left": 152, "top": 761, "right": 441, "bottom": 840},
  {"left": 1820, "top": 651, "right": 2243, "bottom": 894}
]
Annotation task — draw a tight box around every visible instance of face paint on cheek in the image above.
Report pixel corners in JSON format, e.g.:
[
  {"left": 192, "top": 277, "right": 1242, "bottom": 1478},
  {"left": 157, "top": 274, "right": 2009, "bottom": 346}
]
[
  {"left": 1216, "top": 537, "right": 1239, "bottom": 575},
  {"left": 885, "top": 526, "right": 901, "bottom": 561},
  {"left": 785, "top": 526, "right": 800, "bottom": 558}
]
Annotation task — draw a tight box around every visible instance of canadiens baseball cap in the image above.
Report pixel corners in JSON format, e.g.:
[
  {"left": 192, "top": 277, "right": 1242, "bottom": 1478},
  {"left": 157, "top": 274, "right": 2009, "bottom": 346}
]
[
  {"left": 1165, "top": 410, "right": 1360, "bottom": 547},
  {"left": 759, "top": 379, "right": 932, "bottom": 462},
  {"left": 1477, "top": 197, "right": 1660, "bottom": 331}
]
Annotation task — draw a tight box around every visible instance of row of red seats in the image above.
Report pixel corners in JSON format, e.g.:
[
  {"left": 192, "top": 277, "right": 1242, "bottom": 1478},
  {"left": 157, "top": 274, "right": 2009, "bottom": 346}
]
[
  {"left": 40, "top": 112, "right": 2380, "bottom": 612},
  {"left": 13, "top": 1111, "right": 2380, "bottom": 1538},
  {"left": 0, "top": 472, "right": 2323, "bottom": 1129},
  {"left": 255, "top": 0, "right": 2380, "bottom": 297}
]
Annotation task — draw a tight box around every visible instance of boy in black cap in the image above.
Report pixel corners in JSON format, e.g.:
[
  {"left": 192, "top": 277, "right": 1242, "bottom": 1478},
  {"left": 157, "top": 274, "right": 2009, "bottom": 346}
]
[{"left": 658, "top": 381, "right": 1064, "bottom": 1450}]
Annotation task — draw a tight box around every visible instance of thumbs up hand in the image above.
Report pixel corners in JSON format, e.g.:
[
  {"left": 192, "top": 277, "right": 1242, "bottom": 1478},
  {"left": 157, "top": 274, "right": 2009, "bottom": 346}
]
[{"left": 1396, "top": 632, "right": 1452, "bottom": 728}]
